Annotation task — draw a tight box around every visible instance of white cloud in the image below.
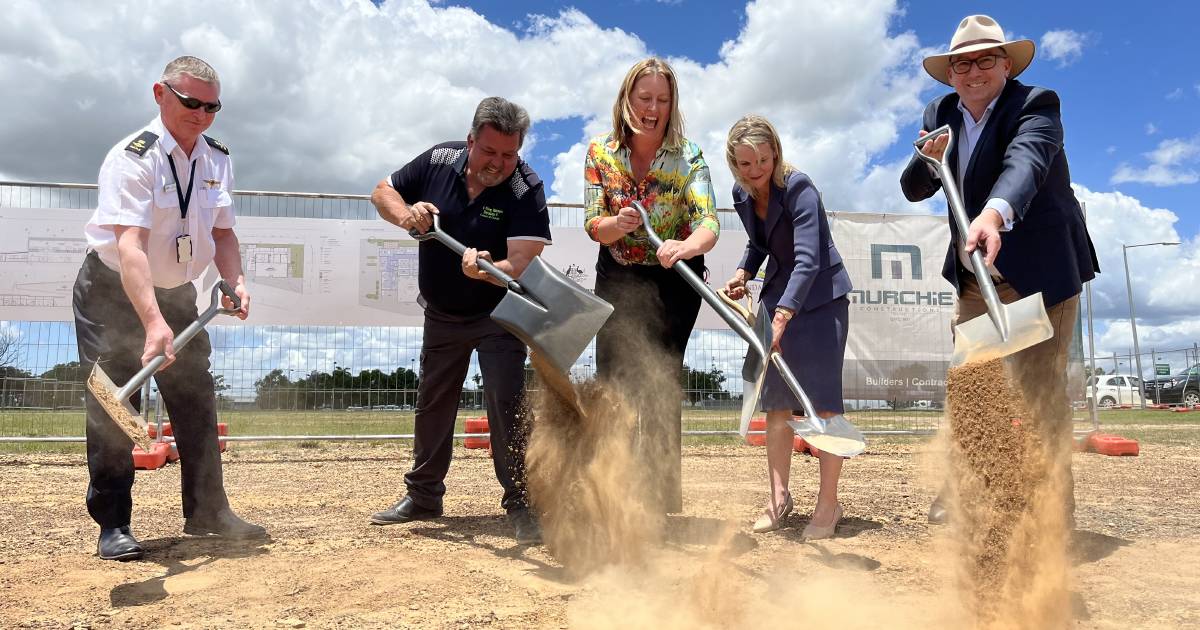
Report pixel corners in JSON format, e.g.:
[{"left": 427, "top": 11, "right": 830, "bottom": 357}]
[
  {"left": 1111, "top": 137, "right": 1200, "bottom": 186},
  {"left": 549, "top": 0, "right": 929, "bottom": 211},
  {"left": 1040, "top": 29, "right": 1086, "bottom": 67},
  {"left": 1166, "top": 87, "right": 1183, "bottom": 100},
  {"left": 1105, "top": 146, "right": 1117, "bottom": 155},
  {"left": 0, "top": 0, "right": 649, "bottom": 194},
  {"left": 1071, "top": 184, "right": 1200, "bottom": 357},
  {"left": 1145, "top": 123, "right": 1158, "bottom": 135}
]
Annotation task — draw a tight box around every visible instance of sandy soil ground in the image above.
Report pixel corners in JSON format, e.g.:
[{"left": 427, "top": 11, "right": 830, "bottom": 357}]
[{"left": 1, "top": 433, "right": 1197, "bottom": 629}]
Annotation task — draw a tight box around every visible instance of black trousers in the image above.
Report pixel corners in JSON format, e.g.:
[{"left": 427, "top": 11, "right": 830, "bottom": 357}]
[
  {"left": 404, "top": 307, "right": 530, "bottom": 512},
  {"left": 73, "top": 252, "right": 228, "bottom": 529},
  {"left": 593, "top": 247, "right": 703, "bottom": 513}
]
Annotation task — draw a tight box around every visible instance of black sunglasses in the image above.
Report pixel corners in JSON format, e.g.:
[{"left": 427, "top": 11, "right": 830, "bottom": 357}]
[
  {"left": 950, "top": 54, "right": 1007, "bottom": 75},
  {"left": 163, "top": 82, "right": 222, "bottom": 113}
]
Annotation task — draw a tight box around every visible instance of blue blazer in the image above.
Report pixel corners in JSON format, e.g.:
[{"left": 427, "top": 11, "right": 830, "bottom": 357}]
[
  {"left": 900, "top": 79, "right": 1099, "bottom": 308},
  {"left": 734, "top": 171, "right": 852, "bottom": 313}
]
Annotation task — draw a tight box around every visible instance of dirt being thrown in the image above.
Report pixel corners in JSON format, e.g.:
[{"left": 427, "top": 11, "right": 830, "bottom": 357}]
[
  {"left": 944, "top": 358, "right": 1071, "bottom": 628},
  {"left": 524, "top": 365, "right": 666, "bottom": 575}
]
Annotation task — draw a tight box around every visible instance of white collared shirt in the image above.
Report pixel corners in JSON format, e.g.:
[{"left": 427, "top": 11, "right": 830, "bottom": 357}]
[
  {"left": 85, "top": 116, "right": 236, "bottom": 289},
  {"left": 954, "top": 93, "right": 1013, "bottom": 275}
]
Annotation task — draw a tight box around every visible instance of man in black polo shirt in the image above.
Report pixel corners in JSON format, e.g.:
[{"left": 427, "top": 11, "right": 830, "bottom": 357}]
[{"left": 368, "top": 97, "right": 551, "bottom": 544}]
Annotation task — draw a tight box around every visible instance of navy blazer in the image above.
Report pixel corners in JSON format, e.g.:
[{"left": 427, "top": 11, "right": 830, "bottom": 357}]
[
  {"left": 734, "top": 171, "right": 852, "bottom": 313},
  {"left": 900, "top": 79, "right": 1099, "bottom": 308}
]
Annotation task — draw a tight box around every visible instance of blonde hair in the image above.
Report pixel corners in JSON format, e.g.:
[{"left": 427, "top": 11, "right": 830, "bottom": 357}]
[
  {"left": 611, "top": 57, "right": 685, "bottom": 150},
  {"left": 725, "top": 114, "right": 795, "bottom": 199}
]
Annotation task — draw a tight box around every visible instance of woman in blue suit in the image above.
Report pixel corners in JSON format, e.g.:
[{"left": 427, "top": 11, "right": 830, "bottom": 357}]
[{"left": 723, "top": 115, "right": 853, "bottom": 538}]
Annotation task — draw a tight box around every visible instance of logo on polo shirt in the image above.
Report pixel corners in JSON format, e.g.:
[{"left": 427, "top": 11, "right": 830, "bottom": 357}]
[{"left": 481, "top": 206, "right": 504, "bottom": 221}]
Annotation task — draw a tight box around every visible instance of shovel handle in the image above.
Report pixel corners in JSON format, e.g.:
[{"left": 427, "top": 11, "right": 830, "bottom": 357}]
[
  {"left": 911, "top": 126, "right": 1010, "bottom": 340},
  {"left": 409, "top": 214, "right": 522, "bottom": 294},
  {"left": 717, "top": 286, "right": 755, "bottom": 325},
  {"left": 115, "top": 280, "right": 243, "bottom": 400}
]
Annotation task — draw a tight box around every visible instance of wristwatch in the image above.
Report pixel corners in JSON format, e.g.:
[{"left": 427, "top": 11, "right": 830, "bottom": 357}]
[{"left": 775, "top": 307, "right": 794, "bottom": 321}]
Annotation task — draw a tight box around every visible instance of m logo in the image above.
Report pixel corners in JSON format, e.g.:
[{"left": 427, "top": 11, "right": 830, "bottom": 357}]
[{"left": 871, "top": 244, "right": 922, "bottom": 280}]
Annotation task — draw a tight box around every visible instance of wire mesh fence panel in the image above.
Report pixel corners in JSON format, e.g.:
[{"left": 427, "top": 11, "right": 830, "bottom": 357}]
[{"left": 4, "top": 181, "right": 1154, "bottom": 443}]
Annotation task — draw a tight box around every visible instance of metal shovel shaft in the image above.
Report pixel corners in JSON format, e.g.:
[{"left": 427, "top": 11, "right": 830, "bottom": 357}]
[
  {"left": 408, "top": 214, "right": 612, "bottom": 418},
  {"left": 410, "top": 217, "right": 522, "bottom": 294},
  {"left": 629, "top": 202, "right": 822, "bottom": 422},
  {"left": 912, "top": 125, "right": 1010, "bottom": 341},
  {"left": 113, "top": 282, "right": 241, "bottom": 401},
  {"left": 89, "top": 281, "right": 241, "bottom": 450}
]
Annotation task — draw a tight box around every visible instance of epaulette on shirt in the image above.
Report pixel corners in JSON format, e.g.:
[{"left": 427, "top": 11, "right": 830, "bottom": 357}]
[
  {"left": 509, "top": 164, "right": 541, "bottom": 200},
  {"left": 204, "top": 135, "right": 230, "bottom": 155},
  {"left": 124, "top": 131, "right": 159, "bottom": 157}
]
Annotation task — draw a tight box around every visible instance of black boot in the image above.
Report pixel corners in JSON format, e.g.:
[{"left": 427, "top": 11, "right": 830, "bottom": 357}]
[
  {"left": 508, "top": 507, "right": 543, "bottom": 545},
  {"left": 97, "top": 526, "right": 144, "bottom": 561},
  {"left": 369, "top": 496, "right": 443, "bottom": 525}
]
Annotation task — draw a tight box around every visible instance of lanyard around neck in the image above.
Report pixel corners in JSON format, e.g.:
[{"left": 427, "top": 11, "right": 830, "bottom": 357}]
[{"left": 166, "top": 154, "right": 197, "bottom": 220}]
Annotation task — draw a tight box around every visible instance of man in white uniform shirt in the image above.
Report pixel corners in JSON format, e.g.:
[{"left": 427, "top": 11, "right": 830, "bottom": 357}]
[{"left": 74, "top": 56, "right": 266, "bottom": 561}]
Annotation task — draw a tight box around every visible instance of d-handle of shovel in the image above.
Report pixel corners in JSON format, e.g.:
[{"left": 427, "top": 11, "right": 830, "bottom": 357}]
[
  {"left": 717, "top": 286, "right": 755, "bottom": 326},
  {"left": 911, "top": 125, "right": 1010, "bottom": 341},
  {"left": 408, "top": 213, "right": 523, "bottom": 294},
  {"left": 114, "top": 280, "right": 242, "bottom": 401}
]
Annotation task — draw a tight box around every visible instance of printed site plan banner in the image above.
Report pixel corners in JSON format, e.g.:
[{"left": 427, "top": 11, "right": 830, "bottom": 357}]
[{"left": 0, "top": 207, "right": 954, "bottom": 401}]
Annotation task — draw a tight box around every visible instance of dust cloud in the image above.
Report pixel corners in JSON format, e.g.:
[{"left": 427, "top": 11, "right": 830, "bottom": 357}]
[
  {"left": 525, "top": 344, "right": 680, "bottom": 575},
  {"left": 944, "top": 358, "right": 1071, "bottom": 628}
]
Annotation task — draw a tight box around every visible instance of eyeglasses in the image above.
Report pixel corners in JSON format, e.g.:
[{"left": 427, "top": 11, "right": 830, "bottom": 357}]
[
  {"left": 950, "top": 54, "right": 1007, "bottom": 75},
  {"left": 162, "top": 82, "right": 222, "bottom": 113}
]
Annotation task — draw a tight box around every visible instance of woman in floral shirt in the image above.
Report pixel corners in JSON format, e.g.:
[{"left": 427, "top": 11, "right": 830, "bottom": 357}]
[{"left": 583, "top": 57, "right": 720, "bottom": 514}]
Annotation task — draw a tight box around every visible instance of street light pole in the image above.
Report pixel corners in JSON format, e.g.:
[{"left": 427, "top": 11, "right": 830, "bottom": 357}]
[{"left": 1121, "top": 241, "right": 1181, "bottom": 409}]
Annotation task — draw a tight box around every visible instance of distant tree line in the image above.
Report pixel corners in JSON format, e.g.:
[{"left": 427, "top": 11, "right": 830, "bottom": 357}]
[{"left": 253, "top": 366, "right": 420, "bottom": 410}]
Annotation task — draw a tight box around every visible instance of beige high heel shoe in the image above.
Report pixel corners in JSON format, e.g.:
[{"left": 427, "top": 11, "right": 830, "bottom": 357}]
[
  {"left": 752, "top": 491, "right": 793, "bottom": 533},
  {"left": 801, "top": 503, "right": 842, "bottom": 541}
]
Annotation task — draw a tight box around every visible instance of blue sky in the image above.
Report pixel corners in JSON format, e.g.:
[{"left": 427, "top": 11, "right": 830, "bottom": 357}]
[
  {"left": 461, "top": 0, "right": 1200, "bottom": 237},
  {"left": 0, "top": 0, "right": 1197, "bottom": 387}
]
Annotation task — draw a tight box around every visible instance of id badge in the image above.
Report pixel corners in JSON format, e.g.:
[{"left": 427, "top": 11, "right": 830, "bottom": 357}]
[{"left": 176, "top": 234, "right": 193, "bottom": 263}]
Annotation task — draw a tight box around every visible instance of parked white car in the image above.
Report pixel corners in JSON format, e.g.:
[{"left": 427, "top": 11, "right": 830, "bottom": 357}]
[{"left": 1085, "top": 375, "right": 1143, "bottom": 408}]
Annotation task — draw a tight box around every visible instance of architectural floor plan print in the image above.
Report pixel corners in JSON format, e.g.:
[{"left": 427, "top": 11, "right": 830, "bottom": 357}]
[
  {"left": 0, "top": 210, "right": 89, "bottom": 319},
  {"left": 359, "top": 238, "right": 422, "bottom": 315},
  {"left": 241, "top": 242, "right": 304, "bottom": 292}
]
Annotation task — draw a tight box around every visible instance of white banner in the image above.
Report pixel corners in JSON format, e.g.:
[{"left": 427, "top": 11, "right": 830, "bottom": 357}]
[
  {"left": 830, "top": 212, "right": 955, "bottom": 400},
  {"left": 0, "top": 207, "right": 959, "bottom": 400}
]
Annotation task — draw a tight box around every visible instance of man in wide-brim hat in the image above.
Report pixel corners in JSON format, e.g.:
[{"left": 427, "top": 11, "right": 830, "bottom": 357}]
[{"left": 899, "top": 15, "right": 1099, "bottom": 527}]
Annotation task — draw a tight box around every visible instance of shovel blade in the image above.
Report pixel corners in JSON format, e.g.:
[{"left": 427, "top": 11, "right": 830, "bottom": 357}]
[
  {"left": 739, "top": 371, "right": 767, "bottom": 438},
  {"left": 86, "top": 364, "right": 152, "bottom": 452},
  {"left": 787, "top": 414, "right": 866, "bottom": 457},
  {"left": 741, "top": 309, "right": 771, "bottom": 382},
  {"left": 491, "top": 256, "right": 613, "bottom": 375},
  {"left": 952, "top": 292, "right": 1054, "bottom": 366}
]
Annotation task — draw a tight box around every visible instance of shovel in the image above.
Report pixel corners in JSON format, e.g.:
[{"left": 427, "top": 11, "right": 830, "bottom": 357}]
[
  {"left": 87, "top": 281, "right": 241, "bottom": 452},
  {"left": 630, "top": 202, "right": 866, "bottom": 457},
  {"left": 409, "top": 214, "right": 613, "bottom": 415},
  {"left": 912, "top": 125, "right": 1053, "bottom": 366}
]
